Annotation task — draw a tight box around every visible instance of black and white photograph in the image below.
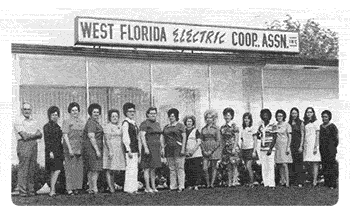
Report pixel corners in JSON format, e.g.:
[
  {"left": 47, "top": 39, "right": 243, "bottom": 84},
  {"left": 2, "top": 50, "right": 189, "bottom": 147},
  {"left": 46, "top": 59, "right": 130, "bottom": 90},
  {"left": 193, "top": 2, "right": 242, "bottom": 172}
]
[{"left": 1, "top": 3, "right": 349, "bottom": 207}]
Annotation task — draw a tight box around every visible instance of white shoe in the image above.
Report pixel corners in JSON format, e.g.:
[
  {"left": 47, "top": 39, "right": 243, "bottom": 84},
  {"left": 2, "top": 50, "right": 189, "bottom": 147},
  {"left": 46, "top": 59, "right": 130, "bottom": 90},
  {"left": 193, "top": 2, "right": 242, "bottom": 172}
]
[
  {"left": 144, "top": 188, "right": 154, "bottom": 193},
  {"left": 194, "top": 186, "right": 199, "bottom": 191}
]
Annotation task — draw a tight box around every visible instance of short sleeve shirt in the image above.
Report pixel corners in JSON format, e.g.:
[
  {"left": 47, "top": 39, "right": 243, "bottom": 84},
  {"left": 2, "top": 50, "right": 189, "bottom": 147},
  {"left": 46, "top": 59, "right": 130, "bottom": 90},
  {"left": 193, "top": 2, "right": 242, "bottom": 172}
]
[
  {"left": 163, "top": 122, "right": 186, "bottom": 157},
  {"left": 140, "top": 119, "right": 162, "bottom": 145},
  {"left": 241, "top": 126, "right": 257, "bottom": 150},
  {"left": 257, "top": 121, "right": 276, "bottom": 151},
  {"left": 14, "top": 116, "right": 40, "bottom": 157}
]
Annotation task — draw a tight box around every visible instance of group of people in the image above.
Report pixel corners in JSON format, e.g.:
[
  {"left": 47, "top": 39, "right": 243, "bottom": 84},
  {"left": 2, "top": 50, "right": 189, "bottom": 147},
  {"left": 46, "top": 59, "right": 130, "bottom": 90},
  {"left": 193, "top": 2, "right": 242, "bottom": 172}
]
[{"left": 14, "top": 101, "right": 339, "bottom": 197}]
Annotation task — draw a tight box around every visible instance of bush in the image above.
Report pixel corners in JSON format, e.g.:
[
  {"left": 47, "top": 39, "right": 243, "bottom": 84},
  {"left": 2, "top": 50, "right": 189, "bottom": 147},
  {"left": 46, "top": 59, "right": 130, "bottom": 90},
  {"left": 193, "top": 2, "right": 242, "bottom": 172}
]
[{"left": 11, "top": 163, "right": 47, "bottom": 192}]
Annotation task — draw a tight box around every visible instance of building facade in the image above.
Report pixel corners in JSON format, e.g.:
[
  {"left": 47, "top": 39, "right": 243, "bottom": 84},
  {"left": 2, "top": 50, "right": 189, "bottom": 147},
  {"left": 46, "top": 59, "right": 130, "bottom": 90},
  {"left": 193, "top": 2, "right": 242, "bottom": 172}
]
[{"left": 12, "top": 43, "right": 339, "bottom": 166}]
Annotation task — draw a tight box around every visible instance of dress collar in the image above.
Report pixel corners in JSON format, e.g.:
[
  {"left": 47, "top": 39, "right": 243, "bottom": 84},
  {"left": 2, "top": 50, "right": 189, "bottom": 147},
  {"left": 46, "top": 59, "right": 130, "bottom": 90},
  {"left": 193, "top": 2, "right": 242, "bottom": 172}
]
[
  {"left": 125, "top": 117, "right": 136, "bottom": 125},
  {"left": 225, "top": 120, "right": 235, "bottom": 127}
]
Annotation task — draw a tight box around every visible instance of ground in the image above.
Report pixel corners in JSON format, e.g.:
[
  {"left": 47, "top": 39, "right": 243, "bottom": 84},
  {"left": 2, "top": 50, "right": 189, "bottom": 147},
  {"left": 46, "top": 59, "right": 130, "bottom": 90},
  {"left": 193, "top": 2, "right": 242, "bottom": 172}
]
[{"left": 11, "top": 184, "right": 338, "bottom": 206}]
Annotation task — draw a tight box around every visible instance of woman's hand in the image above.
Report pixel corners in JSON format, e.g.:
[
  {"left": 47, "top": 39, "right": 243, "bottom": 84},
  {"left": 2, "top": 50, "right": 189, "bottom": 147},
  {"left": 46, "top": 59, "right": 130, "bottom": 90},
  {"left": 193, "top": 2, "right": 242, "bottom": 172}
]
[
  {"left": 252, "top": 150, "right": 257, "bottom": 158},
  {"left": 96, "top": 150, "right": 101, "bottom": 158},
  {"left": 286, "top": 147, "right": 291, "bottom": 156},
  {"left": 313, "top": 147, "right": 318, "bottom": 155},
  {"left": 68, "top": 149, "right": 74, "bottom": 157},
  {"left": 180, "top": 149, "right": 186, "bottom": 156},
  {"left": 144, "top": 147, "right": 150, "bottom": 155},
  {"left": 128, "top": 151, "right": 133, "bottom": 159},
  {"left": 267, "top": 149, "right": 272, "bottom": 156},
  {"left": 160, "top": 149, "right": 165, "bottom": 158},
  {"left": 49, "top": 152, "right": 54, "bottom": 159},
  {"left": 298, "top": 146, "right": 303, "bottom": 153}
]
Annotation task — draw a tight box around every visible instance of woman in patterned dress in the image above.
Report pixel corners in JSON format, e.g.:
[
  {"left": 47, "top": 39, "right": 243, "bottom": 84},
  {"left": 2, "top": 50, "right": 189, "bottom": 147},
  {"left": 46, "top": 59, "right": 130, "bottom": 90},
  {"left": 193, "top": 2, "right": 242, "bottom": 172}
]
[
  {"left": 200, "top": 109, "right": 221, "bottom": 188},
  {"left": 103, "top": 109, "right": 125, "bottom": 193},
  {"left": 82, "top": 103, "right": 104, "bottom": 194},
  {"left": 274, "top": 109, "right": 293, "bottom": 187},
  {"left": 302, "top": 107, "right": 321, "bottom": 187},
  {"left": 62, "top": 102, "right": 85, "bottom": 195},
  {"left": 220, "top": 107, "right": 240, "bottom": 187}
]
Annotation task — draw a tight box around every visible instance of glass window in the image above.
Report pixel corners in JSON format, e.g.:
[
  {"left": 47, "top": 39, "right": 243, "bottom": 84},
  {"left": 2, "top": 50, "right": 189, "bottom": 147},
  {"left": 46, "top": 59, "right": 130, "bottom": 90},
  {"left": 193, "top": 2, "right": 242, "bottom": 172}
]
[{"left": 152, "top": 62, "right": 209, "bottom": 129}]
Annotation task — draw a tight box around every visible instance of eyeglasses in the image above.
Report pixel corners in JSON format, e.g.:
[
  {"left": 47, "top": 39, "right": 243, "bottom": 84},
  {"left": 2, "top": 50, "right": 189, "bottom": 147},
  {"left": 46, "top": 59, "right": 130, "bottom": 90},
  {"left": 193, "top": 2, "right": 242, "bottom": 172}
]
[{"left": 23, "top": 108, "right": 31, "bottom": 110}]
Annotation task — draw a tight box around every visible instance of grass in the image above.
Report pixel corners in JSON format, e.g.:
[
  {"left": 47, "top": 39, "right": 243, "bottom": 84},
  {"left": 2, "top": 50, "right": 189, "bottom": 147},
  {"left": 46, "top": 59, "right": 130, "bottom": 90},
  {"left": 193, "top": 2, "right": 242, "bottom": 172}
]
[{"left": 11, "top": 184, "right": 338, "bottom": 206}]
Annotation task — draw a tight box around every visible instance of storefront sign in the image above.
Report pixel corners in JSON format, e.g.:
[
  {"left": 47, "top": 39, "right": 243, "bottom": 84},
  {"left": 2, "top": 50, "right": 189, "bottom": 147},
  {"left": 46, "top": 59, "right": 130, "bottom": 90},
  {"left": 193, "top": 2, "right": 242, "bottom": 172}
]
[{"left": 75, "top": 16, "right": 300, "bottom": 53}]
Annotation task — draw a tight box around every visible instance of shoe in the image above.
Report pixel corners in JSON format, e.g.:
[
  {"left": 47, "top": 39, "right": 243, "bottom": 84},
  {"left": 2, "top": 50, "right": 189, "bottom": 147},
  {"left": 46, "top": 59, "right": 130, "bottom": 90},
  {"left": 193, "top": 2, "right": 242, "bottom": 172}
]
[
  {"left": 48, "top": 192, "right": 57, "bottom": 197},
  {"left": 177, "top": 188, "right": 184, "bottom": 192},
  {"left": 194, "top": 186, "right": 199, "bottom": 191},
  {"left": 187, "top": 186, "right": 193, "bottom": 190},
  {"left": 298, "top": 184, "right": 303, "bottom": 188},
  {"left": 144, "top": 188, "right": 154, "bottom": 193},
  {"left": 253, "top": 181, "right": 259, "bottom": 186},
  {"left": 67, "top": 191, "right": 75, "bottom": 196},
  {"left": 27, "top": 192, "right": 36, "bottom": 196},
  {"left": 87, "top": 190, "right": 98, "bottom": 194},
  {"left": 19, "top": 193, "right": 28, "bottom": 197},
  {"left": 152, "top": 188, "right": 159, "bottom": 193}
]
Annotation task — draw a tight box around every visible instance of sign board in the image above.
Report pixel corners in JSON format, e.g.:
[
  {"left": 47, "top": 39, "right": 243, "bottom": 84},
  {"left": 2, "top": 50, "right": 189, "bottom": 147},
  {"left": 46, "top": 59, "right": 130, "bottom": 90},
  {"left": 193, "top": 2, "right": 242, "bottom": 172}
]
[{"left": 75, "top": 16, "right": 300, "bottom": 53}]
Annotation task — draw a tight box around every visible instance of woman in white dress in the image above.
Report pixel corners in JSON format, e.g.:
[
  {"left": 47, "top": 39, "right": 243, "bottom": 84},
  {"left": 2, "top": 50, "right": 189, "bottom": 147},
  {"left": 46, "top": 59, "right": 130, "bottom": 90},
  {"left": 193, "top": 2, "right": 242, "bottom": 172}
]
[
  {"left": 301, "top": 107, "right": 321, "bottom": 187},
  {"left": 103, "top": 109, "right": 125, "bottom": 193}
]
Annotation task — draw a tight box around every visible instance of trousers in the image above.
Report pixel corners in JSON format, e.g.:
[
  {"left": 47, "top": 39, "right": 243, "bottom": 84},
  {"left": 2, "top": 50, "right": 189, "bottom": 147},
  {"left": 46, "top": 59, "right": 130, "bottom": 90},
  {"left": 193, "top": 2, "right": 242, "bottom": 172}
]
[
  {"left": 167, "top": 156, "right": 185, "bottom": 190},
  {"left": 259, "top": 150, "right": 276, "bottom": 187},
  {"left": 17, "top": 145, "right": 37, "bottom": 194},
  {"left": 124, "top": 153, "right": 139, "bottom": 193}
]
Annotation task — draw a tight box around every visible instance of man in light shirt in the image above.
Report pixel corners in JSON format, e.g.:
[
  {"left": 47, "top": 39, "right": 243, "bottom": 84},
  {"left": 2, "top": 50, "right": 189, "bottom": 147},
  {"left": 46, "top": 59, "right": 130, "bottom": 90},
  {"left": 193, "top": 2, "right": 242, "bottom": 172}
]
[{"left": 14, "top": 102, "right": 42, "bottom": 197}]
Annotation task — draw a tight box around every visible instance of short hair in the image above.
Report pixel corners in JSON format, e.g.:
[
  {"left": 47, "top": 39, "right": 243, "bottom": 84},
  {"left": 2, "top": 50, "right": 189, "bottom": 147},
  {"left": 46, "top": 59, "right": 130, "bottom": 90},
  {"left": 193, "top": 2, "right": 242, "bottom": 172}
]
[
  {"left": 204, "top": 109, "right": 218, "bottom": 124},
  {"left": 321, "top": 110, "right": 332, "bottom": 121},
  {"left": 242, "top": 112, "right": 253, "bottom": 129},
  {"left": 123, "top": 102, "right": 136, "bottom": 117},
  {"left": 146, "top": 107, "right": 158, "bottom": 118},
  {"left": 22, "top": 102, "right": 32, "bottom": 110},
  {"left": 68, "top": 102, "right": 80, "bottom": 113},
  {"left": 47, "top": 106, "right": 60, "bottom": 120},
  {"left": 223, "top": 107, "right": 235, "bottom": 119},
  {"left": 260, "top": 108, "right": 272, "bottom": 121},
  {"left": 303, "top": 107, "right": 317, "bottom": 124},
  {"left": 167, "top": 108, "right": 179, "bottom": 121},
  {"left": 288, "top": 107, "right": 302, "bottom": 126},
  {"left": 88, "top": 103, "right": 102, "bottom": 116},
  {"left": 107, "top": 109, "right": 120, "bottom": 122},
  {"left": 183, "top": 115, "right": 196, "bottom": 127},
  {"left": 275, "top": 109, "right": 287, "bottom": 121}
]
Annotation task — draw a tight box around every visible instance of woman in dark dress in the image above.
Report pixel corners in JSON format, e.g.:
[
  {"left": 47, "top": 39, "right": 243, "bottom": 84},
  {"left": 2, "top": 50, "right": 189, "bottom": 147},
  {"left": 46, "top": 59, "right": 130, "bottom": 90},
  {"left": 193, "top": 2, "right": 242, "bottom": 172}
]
[
  {"left": 44, "top": 106, "right": 63, "bottom": 197},
  {"left": 288, "top": 107, "right": 305, "bottom": 187},
  {"left": 82, "top": 103, "right": 104, "bottom": 194},
  {"left": 140, "top": 107, "right": 162, "bottom": 193},
  {"left": 319, "top": 110, "right": 339, "bottom": 189}
]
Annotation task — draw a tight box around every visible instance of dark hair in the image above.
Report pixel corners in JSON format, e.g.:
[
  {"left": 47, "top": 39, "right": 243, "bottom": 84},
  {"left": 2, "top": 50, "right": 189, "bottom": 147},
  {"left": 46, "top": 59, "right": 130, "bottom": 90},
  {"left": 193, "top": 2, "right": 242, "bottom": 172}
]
[
  {"left": 47, "top": 106, "right": 60, "bottom": 120},
  {"left": 68, "top": 102, "right": 80, "bottom": 113},
  {"left": 242, "top": 112, "right": 253, "bottom": 129},
  {"left": 167, "top": 108, "right": 179, "bottom": 121},
  {"left": 107, "top": 109, "right": 120, "bottom": 122},
  {"left": 223, "top": 107, "right": 235, "bottom": 119},
  {"left": 146, "top": 107, "right": 157, "bottom": 118},
  {"left": 260, "top": 108, "right": 272, "bottom": 121},
  {"left": 303, "top": 107, "right": 317, "bottom": 124},
  {"left": 183, "top": 115, "right": 196, "bottom": 127},
  {"left": 275, "top": 109, "right": 287, "bottom": 121},
  {"left": 288, "top": 107, "right": 302, "bottom": 126},
  {"left": 123, "top": 102, "right": 136, "bottom": 117},
  {"left": 321, "top": 110, "right": 332, "bottom": 121},
  {"left": 88, "top": 103, "right": 102, "bottom": 116}
]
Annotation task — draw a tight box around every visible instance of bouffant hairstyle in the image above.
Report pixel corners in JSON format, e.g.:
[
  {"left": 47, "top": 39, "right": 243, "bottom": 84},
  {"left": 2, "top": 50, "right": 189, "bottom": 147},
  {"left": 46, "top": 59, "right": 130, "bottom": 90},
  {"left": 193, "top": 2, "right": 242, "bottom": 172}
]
[
  {"left": 47, "top": 106, "right": 60, "bottom": 120},
  {"left": 260, "top": 108, "right": 272, "bottom": 121},
  {"left": 88, "top": 103, "right": 102, "bottom": 116},
  {"left": 204, "top": 109, "right": 218, "bottom": 124},
  {"left": 183, "top": 115, "right": 196, "bottom": 127},
  {"left": 288, "top": 107, "right": 302, "bottom": 126},
  {"left": 167, "top": 108, "right": 179, "bottom": 121},
  {"left": 122, "top": 102, "right": 136, "bottom": 117},
  {"left": 107, "top": 109, "right": 120, "bottom": 122},
  {"left": 67, "top": 102, "right": 80, "bottom": 113},
  {"left": 275, "top": 109, "right": 287, "bottom": 121},
  {"left": 303, "top": 107, "right": 317, "bottom": 124},
  {"left": 242, "top": 112, "right": 253, "bottom": 129},
  {"left": 223, "top": 107, "right": 235, "bottom": 119},
  {"left": 146, "top": 107, "right": 158, "bottom": 118},
  {"left": 321, "top": 110, "right": 332, "bottom": 121}
]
